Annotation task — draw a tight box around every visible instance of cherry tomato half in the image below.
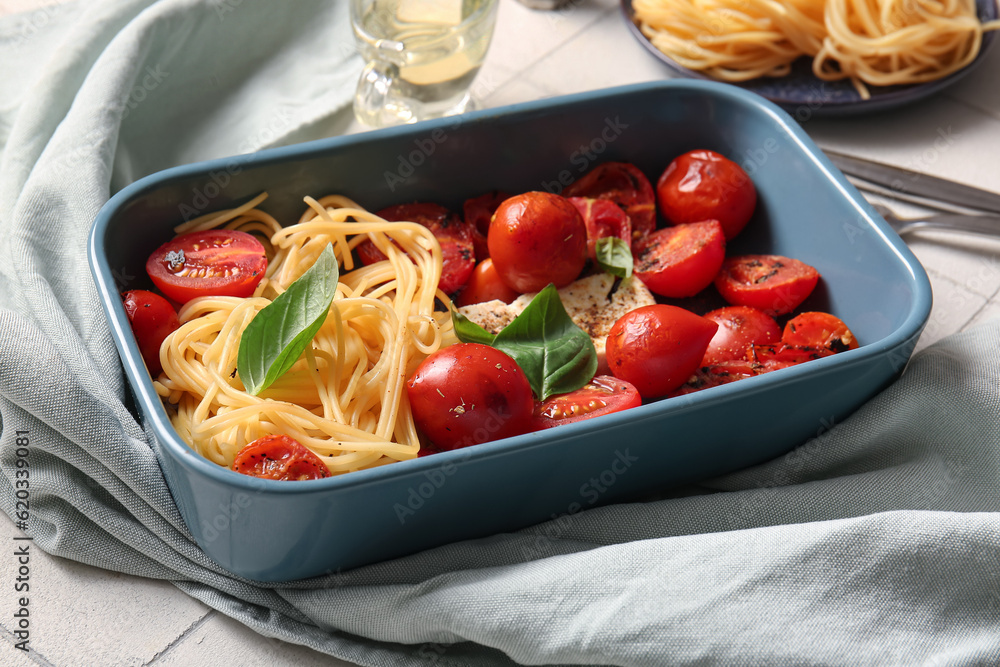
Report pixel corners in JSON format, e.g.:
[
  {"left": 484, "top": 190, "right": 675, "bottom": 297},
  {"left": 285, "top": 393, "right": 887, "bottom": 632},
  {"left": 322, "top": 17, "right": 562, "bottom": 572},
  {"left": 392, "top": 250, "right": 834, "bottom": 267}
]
[
  {"left": 488, "top": 192, "right": 587, "bottom": 293},
  {"left": 456, "top": 258, "right": 520, "bottom": 307},
  {"left": 564, "top": 162, "right": 656, "bottom": 241},
  {"left": 606, "top": 304, "right": 719, "bottom": 399},
  {"left": 567, "top": 197, "right": 632, "bottom": 262},
  {"left": 714, "top": 254, "right": 820, "bottom": 316},
  {"left": 122, "top": 289, "right": 180, "bottom": 376},
  {"left": 632, "top": 220, "right": 726, "bottom": 298},
  {"left": 701, "top": 305, "right": 781, "bottom": 366},
  {"left": 747, "top": 344, "right": 835, "bottom": 371},
  {"left": 358, "top": 202, "right": 476, "bottom": 296},
  {"left": 406, "top": 343, "right": 535, "bottom": 451},
  {"left": 463, "top": 190, "right": 510, "bottom": 261},
  {"left": 146, "top": 229, "right": 267, "bottom": 305},
  {"left": 232, "top": 434, "right": 331, "bottom": 481},
  {"left": 530, "top": 375, "right": 641, "bottom": 430},
  {"left": 657, "top": 149, "right": 757, "bottom": 240},
  {"left": 782, "top": 311, "right": 859, "bottom": 353},
  {"left": 669, "top": 360, "right": 759, "bottom": 397}
]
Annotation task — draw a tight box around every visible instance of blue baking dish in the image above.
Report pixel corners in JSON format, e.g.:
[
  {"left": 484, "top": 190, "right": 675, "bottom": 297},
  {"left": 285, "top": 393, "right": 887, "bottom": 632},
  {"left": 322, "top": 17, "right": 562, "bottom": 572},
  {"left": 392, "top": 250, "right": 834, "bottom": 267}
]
[{"left": 89, "top": 80, "right": 931, "bottom": 582}]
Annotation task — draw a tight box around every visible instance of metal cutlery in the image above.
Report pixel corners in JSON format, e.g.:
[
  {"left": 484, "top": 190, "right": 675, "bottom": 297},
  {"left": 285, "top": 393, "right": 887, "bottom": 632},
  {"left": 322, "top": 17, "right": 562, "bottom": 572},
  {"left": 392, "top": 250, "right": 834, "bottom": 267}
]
[
  {"left": 820, "top": 148, "right": 1000, "bottom": 239},
  {"left": 871, "top": 203, "right": 1000, "bottom": 238},
  {"left": 824, "top": 149, "right": 1000, "bottom": 216}
]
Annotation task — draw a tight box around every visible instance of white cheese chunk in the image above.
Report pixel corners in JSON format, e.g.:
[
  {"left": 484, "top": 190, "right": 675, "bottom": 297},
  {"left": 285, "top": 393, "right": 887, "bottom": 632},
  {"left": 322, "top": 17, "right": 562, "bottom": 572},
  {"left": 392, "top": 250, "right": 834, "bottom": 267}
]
[{"left": 458, "top": 273, "right": 657, "bottom": 373}]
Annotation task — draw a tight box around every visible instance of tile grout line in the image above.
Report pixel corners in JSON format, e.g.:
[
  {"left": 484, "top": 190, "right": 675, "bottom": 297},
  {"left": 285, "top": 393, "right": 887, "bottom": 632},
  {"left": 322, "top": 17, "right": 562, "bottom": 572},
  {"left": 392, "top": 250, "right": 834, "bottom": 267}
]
[
  {"left": 0, "top": 623, "right": 57, "bottom": 667},
  {"left": 142, "top": 609, "right": 215, "bottom": 666}
]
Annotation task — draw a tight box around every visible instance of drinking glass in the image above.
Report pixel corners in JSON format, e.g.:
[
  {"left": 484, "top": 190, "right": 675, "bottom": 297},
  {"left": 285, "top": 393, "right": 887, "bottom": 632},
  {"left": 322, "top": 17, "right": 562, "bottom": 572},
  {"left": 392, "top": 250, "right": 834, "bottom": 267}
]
[{"left": 350, "top": 0, "right": 499, "bottom": 128}]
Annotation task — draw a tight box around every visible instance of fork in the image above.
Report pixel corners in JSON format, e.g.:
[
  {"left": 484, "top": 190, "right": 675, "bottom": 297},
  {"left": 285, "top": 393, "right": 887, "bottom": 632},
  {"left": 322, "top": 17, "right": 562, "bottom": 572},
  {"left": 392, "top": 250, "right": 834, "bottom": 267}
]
[{"left": 872, "top": 203, "right": 1000, "bottom": 238}]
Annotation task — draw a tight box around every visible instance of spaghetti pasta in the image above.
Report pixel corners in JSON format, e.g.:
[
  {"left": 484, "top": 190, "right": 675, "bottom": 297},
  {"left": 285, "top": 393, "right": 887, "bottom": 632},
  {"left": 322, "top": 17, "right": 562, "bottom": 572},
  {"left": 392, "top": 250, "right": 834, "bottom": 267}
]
[
  {"left": 632, "top": 0, "right": 1000, "bottom": 98},
  {"left": 152, "top": 194, "right": 456, "bottom": 475}
]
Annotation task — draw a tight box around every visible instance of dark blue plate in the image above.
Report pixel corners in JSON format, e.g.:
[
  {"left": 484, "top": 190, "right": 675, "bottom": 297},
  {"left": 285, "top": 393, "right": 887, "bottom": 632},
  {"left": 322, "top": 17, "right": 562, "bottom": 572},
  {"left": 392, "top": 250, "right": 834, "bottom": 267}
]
[{"left": 622, "top": 0, "right": 999, "bottom": 117}]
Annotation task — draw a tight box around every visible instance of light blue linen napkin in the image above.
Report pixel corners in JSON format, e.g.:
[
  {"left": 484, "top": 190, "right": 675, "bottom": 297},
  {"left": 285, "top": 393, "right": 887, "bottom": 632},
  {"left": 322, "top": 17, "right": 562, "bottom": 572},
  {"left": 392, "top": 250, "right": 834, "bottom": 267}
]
[{"left": 2, "top": 2, "right": 1000, "bottom": 666}]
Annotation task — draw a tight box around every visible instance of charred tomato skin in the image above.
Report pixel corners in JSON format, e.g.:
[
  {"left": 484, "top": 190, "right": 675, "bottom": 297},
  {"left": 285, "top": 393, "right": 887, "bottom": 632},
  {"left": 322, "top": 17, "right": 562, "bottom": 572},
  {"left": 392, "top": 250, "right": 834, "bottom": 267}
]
[
  {"left": 782, "top": 311, "right": 859, "bottom": 353},
  {"left": 700, "top": 305, "right": 781, "bottom": 366},
  {"left": 232, "top": 435, "right": 331, "bottom": 481},
  {"left": 632, "top": 220, "right": 726, "bottom": 298},
  {"left": 714, "top": 254, "right": 820, "bottom": 316}
]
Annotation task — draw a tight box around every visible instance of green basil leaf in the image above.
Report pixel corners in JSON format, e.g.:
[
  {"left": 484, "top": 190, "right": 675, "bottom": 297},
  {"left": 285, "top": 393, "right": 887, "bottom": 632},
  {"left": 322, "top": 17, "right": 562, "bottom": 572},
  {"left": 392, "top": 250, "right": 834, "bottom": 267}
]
[
  {"left": 451, "top": 308, "right": 497, "bottom": 346},
  {"left": 237, "top": 244, "right": 339, "bottom": 395},
  {"left": 595, "top": 236, "right": 633, "bottom": 279},
  {"left": 492, "top": 284, "right": 597, "bottom": 401}
]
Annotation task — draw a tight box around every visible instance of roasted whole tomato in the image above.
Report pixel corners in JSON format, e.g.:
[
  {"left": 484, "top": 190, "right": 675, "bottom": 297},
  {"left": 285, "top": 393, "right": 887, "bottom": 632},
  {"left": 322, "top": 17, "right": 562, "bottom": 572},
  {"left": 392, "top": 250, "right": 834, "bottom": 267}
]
[
  {"left": 782, "top": 311, "right": 859, "bottom": 353},
  {"left": 488, "top": 192, "right": 588, "bottom": 293},
  {"left": 714, "top": 254, "right": 820, "bottom": 316},
  {"left": 456, "top": 258, "right": 520, "bottom": 307},
  {"left": 122, "top": 289, "right": 180, "bottom": 376},
  {"left": 463, "top": 190, "right": 510, "bottom": 261},
  {"left": 605, "top": 304, "right": 719, "bottom": 398},
  {"left": 564, "top": 162, "right": 656, "bottom": 241},
  {"left": 701, "top": 305, "right": 781, "bottom": 366},
  {"left": 231, "top": 434, "right": 331, "bottom": 481},
  {"left": 358, "top": 202, "right": 476, "bottom": 296},
  {"left": 567, "top": 197, "right": 632, "bottom": 262},
  {"left": 530, "top": 375, "right": 641, "bottom": 430},
  {"left": 657, "top": 149, "right": 757, "bottom": 240},
  {"left": 406, "top": 343, "right": 535, "bottom": 451},
  {"left": 632, "top": 220, "right": 726, "bottom": 298},
  {"left": 146, "top": 229, "right": 267, "bottom": 305}
]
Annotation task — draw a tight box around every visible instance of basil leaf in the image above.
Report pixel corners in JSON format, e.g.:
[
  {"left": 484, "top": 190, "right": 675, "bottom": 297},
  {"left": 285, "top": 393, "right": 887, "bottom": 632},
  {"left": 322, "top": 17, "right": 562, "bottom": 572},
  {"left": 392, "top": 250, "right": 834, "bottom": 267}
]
[
  {"left": 451, "top": 308, "right": 497, "bottom": 346},
  {"left": 237, "top": 244, "right": 339, "bottom": 395},
  {"left": 595, "top": 236, "right": 633, "bottom": 279},
  {"left": 492, "top": 284, "right": 597, "bottom": 401}
]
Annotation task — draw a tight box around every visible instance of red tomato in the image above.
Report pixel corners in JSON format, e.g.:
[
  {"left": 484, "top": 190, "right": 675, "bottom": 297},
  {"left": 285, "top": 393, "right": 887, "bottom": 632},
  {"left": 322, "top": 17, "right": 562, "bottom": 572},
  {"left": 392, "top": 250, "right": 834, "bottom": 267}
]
[
  {"left": 632, "top": 220, "right": 726, "bottom": 298},
  {"left": 358, "top": 202, "right": 475, "bottom": 296},
  {"left": 714, "top": 254, "right": 820, "bottom": 316},
  {"left": 657, "top": 149, "right": 757, "bottom": 240},
  {"left": 530, "top": 375, "right": 641, "bottom": 430},
  {"left": 782, "top": 311, "right": 859, "bottom": 353},
  {"left": 606, "top": 304, "right": 719, "bottom": 398},
  {"left": 488, "top": 192, "right": 587, "bottom": 293},
  {"left": 463, "top": 190, "right": 510, "bottom": 261},
  {"left": 231, "top": 434, "right": 331, "bottom": 481},
  {"left": 122, "top": 289, "right": 180, "bottom": 376},
  {"left": 456, "top": 258, "right": 520, "bottom": 307},
  {"left": 146, "top": 229, "right": 267, "bottom": 305},
  {"left": 701, "top": 305, "right": 781, "bottom": 366},
  {"left": 747, "top": 344, "right": 835, "bottom": 371},
  {"left": 567, "top": 197, "right": 632, "bottom": 262},
  {"left": 669, "top": 360, "right": 759, "bottom": 396},
  {"left": 406, "top": 343, "right": 535, "bottom": 451},
  {"left": 564, "top": 162, "right": 656, "bottom": 241}
]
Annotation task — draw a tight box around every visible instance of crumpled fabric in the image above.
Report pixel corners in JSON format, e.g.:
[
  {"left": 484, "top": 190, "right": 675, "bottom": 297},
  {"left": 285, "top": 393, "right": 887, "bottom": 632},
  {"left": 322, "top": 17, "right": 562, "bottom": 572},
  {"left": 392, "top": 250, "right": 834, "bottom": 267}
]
[{"left": 2, "top": 2, "right": 999, "bottom": 665}]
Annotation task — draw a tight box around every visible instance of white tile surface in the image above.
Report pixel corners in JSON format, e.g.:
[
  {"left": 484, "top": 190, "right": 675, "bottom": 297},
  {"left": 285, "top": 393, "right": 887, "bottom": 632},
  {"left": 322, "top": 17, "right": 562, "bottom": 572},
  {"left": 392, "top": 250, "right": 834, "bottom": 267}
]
[
  {"left": 0, "top": 513, "right": 208, "bottom": 667},
  {"left": 7, "top": 1, "right": 1000, "bottom": 666},
  {"left": 152, "top": 612, "right": 355, "bottom": 667}
]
